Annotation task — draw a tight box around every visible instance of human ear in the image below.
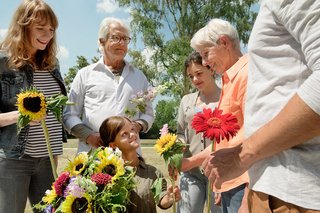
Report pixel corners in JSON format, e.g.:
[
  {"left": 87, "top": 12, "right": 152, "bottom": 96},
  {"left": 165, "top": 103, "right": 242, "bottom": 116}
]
[
  {"left": 99, "top": 38, "right": 106, "bottom": 44},
  {"left": 218, "top": 35, "right": 230, "bottom": 47}
]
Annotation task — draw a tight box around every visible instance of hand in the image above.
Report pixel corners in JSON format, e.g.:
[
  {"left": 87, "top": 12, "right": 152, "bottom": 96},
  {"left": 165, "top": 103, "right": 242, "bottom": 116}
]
[
  {"left": 86, "top": 133, "right": 104, "bottom": 148},
  {"left": 132, "top": 121, "right": 143, "bottom": 133},
  {"left": 29, "top": 114, "right": 47, "bottom": 126},
  {"left": 167, "top": 185, "right": 181, "bottom": 202},
  {"left": 214, "top": 192, "right": 221, "bottom": 206},
  {"left": 202, "top": 144, "right": 248, "bottom": 189}
]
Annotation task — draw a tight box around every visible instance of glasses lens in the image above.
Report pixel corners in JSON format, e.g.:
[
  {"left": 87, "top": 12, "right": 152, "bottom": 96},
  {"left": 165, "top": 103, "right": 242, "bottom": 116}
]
[
  {"left": 124, "top": 37, "right": 131, "bottom": 44},
  {"left": 108, "top": 35, "right": 131, "bottom": 44},
  {"left": 110, "top": 36, "right": 120, "bottom": 43}
]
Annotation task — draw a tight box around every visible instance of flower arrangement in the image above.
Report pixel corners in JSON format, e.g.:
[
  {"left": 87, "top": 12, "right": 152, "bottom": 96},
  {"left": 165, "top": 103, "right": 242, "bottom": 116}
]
[
  {"left": 153, "top": 124, "right": 187, "bottom": 212},
  {"left": 35, "top": 147, "right": 136, "bottom": 213},
  {"left": 16, "top": 87, "right": 72, "bottom": 178},
  {"left": 125, "top": 84, "right": 167, "bottom": 118},
  {"left": 191, "top": 107, "right": 240, "bottom": 213}
]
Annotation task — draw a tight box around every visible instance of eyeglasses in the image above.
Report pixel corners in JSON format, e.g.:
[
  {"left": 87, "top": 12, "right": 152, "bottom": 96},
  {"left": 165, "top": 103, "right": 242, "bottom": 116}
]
[{"left": 108, "top": 35, "right": 131, "bottom": 44}]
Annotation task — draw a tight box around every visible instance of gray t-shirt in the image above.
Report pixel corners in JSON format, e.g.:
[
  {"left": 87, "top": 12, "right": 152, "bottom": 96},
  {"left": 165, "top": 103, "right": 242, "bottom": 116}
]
[{"left": 245, "top": 0, "right": 320, "bottom": 210}]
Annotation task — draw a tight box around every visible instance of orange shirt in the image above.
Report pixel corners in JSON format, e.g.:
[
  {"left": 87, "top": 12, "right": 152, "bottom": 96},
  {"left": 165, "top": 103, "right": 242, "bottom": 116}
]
[{"left": 215, "top": 54, "right": 249, "bottom": 192}]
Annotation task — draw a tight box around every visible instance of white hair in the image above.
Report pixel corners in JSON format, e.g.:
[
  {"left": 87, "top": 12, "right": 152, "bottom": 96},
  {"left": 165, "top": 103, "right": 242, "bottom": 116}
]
[
  {"left": 190, "top": 18, "right": 240, "bottom": 52},
  {"left": 97, "top": 17, "right": 130, "bottom": 54}
]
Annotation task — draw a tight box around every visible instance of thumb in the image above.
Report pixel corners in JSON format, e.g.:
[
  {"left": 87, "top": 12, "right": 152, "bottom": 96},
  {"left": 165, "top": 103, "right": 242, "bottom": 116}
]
[{"left": 214, "top": 176, "right": 222, "bottom": 190}]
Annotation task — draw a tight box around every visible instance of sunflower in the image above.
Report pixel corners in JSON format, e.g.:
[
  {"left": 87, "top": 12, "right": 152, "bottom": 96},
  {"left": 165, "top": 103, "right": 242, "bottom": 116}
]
[
  {"left": 42, "top": 186, "right": 57, "bottom": 204},
  {"left": 95, "top": 155, "right": 125, "bottom": 182},
  {"left": 154, "top": 133, "right": 177, "bottom": 155},
  {"left": 61, "top": 193, "right": 92, "bottom": 213},
  {"left": 191, "top": 107, "right": 240, "bottom": 143},
  {"left": 65, "top": 153, "right": 88, "bottom": 176},
  {"left": 16, "top": 89, "right": 47, "bottom": 121}
]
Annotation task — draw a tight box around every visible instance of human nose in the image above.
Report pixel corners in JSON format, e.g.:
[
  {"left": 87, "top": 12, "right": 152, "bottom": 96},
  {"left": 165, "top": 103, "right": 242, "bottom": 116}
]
[
  {"left": 43, "top": 29, "right": 54, "bottom": 38},
  {"left": 130, "top": 132, "right": 137, "bottom": 139},
  {"left": 202, "top": 59, "right": 209, "bottom": 67}
]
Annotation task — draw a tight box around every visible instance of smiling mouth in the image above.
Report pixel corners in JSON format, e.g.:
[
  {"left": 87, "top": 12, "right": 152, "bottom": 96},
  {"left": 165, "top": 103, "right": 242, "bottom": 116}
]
[{"left": 37, "top": 39, "right": 48, "bottom": 45}]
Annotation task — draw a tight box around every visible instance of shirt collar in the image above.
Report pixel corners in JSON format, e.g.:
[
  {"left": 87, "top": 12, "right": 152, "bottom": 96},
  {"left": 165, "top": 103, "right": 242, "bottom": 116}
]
[
  {"left": 92, "top": 57, "right": 132, "bottom": 74},
  {"left": 138, "top": 156, "right": 147, "bottom": 169},
  {"left": 223, "top": 54, "right": 248, "bottom": 83}
]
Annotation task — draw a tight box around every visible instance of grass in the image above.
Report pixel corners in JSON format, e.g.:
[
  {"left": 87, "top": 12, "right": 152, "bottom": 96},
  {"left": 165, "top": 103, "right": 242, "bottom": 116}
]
[{"left": 25, "top": 139, "right": 172, "bottom": 213}]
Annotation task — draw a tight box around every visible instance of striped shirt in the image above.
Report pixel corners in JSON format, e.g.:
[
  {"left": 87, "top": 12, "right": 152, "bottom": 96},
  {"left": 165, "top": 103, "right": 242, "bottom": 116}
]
[{"left": 24, "top": 70, "right": 63, "bottom": 157}]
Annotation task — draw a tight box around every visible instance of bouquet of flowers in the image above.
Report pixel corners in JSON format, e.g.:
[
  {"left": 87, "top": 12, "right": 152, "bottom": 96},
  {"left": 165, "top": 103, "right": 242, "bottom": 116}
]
[
  {"left": 16, "top": 87, "right": 72, "bottom": 178},
  {"left": 153, "top": 124, "right": 187, "bottom": 212},
  {"left": 35, "top": 147, "right": 136, "bottom": 213},
  {"left": 191, "top": 107, "right": 240, "bottom": 213},
  {"left": 125, "top": 84, "right": 167, "bottom": 118}
]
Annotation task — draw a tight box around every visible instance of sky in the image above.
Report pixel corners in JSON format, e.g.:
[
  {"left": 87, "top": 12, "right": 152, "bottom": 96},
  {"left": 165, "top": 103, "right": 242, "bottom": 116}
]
[
  {"left": 0, "top": 0, "right": 136, "bottom": 76},
  {"left": 0, "top": 0, "right": 260, "bottom": 78}
]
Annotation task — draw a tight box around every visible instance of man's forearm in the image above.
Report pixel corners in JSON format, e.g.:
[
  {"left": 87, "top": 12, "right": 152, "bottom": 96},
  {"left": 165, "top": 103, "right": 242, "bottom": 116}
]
[
  {"left": 71, "top": 124, "right": 95, "bottom": 141},
  {"left": 241, "top": 94, "right": 320, "bottom": 168},
  {"left": 181, "top": 148, "right": 211, "bottom": 172}
]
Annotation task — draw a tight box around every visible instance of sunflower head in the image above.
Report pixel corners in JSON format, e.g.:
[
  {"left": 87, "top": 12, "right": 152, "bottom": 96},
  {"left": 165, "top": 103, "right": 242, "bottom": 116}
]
[
  {"left": 42, "top": 186, "right": 57, "bottom": 204},
  {"left": 65, "top": 153, "right": 88, "bottom": 176},
  {"left": 16, "top": 89, "right": 47, "bottom": 120},
  {"left": 61, "top": 193, "right": 92, "bottom": 213},
  {"left": 154, "top": 133, "right": 177, "bottom": 155},
  {"left": 95, "top": 155, "right": 125, "bottom": 182},
  {"left": 16, "top": 88, "right": 47, "bottom": 132}
]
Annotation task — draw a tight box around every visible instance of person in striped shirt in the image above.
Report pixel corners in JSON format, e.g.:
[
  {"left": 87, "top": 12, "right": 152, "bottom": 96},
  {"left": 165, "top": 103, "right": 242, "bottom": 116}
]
[{"left": 0, "top": 1, "right": 66, "bottom": 212}]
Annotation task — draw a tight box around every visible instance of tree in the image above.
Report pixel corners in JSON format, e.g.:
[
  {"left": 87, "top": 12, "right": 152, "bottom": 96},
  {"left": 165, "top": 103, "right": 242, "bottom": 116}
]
[
  {"left": 141, "top": 99, "right": 179, "bottom": 139},
  {"left": 117, "top": 0, "right": 258, "bottom": 98},
  {"left": 64, "top": 56, "right": 99, "bottom": 93}
]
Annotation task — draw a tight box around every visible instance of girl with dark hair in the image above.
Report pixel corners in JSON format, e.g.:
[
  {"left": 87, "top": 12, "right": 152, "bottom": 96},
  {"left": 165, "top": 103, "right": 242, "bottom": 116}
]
[{"left": 99, "top": 116, "right": 181, "bottom": 213}]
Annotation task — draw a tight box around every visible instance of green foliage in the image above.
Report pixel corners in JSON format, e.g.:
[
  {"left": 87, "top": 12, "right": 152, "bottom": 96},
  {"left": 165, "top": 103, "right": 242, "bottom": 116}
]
[
  {"left": 64, "top": 56, "right": 99, "bottom": 93},
  {"left": 142, "top": 98, "right": 179, "bottom": 139},
  {"left": 116, "top": 0, "right": 258, "bottom": 98},
  {"left": 162, "top": 141, "right": 185, "bottom": 171},
  {"left": 46, "top": 94, "right": 73, "bottom": 123},
  {"left": 151, "top": 177, "right": 164, "bottom": 204}
]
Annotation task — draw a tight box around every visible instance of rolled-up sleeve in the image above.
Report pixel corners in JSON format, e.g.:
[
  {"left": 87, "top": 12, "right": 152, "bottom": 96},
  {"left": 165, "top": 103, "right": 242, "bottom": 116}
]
[
  {"left": 63, "top": 68, "right": 86, "bottom": 133},
  {"left": 279, "top": 1, "right": 320, "bottom": 115}
]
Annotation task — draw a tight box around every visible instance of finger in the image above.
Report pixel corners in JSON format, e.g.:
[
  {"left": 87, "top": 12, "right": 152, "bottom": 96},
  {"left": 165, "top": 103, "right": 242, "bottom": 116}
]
[
  {"left": 207, "top": 169, "right": 216, "bottom": 184},
  {"left": 202, "top": 155, "right": 210, "bottom": 169},
  {"left": 214, "top": 176, "right": 222, "bottom": 190}
]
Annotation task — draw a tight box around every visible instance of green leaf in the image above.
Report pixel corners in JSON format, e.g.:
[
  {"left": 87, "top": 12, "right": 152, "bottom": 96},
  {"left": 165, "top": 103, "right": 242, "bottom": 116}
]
[
  {"left": 151, "top": 177, "right": 164, "bottom": 204},
  {"left": 169, "top": 152, "right": 183, "bottom": 172},
  {"left": 17, "top": 115, "right": 31, "bottom": 134},
  {"left": 46, "top": 94, "right": 74, "bottom": 123}
]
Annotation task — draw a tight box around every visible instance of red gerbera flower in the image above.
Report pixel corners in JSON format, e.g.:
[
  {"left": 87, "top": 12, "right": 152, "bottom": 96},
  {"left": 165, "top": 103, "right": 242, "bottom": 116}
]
[
  {"left": 53, "top": 171, "right": 70, "bottom": 196},
  {"left": 191, "top": 107, "right": 240, "bottom": 143}
]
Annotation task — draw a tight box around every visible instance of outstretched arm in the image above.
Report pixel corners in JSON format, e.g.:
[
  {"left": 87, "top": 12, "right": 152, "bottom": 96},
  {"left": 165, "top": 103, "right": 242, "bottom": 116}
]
[{"left": 203, "top": 94, "right": 320, "bottom": 188}]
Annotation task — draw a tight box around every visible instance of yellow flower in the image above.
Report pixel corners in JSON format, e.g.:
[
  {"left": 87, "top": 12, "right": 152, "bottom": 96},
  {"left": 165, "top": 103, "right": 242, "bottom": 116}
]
[
  {"left": 154, "top": 133, "right": 177, "bottom": 155},
  {"left": 65, "top": 153, "right": 88, "bottom": 176},
  {"left": 42, "top": 186, "right": 57, "bottom": 204},
  {"left": 16, "top": 90, "right": 47, "bottom": 120},
  {"left": 95, "top": 154, "right": 125, "bottom": 182},
  {"left": 61, "top": 193, "right": 92, "bottom": 213}
]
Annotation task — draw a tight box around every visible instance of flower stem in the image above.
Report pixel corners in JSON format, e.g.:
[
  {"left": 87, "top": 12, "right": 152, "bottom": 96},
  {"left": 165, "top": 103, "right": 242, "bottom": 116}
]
[
  {"left": 207, "top": 140, "right": 216, "bottom": 213},
  {"left": 170, "top": 177, "right": 176, "bottom": 213},
  {"left": 40, "top": 120, "right": 58, "bottom": 179}
]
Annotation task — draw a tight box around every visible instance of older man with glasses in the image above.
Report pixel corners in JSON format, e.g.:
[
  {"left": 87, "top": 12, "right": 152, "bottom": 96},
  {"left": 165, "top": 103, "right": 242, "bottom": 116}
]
[{"left": 63, "top": 17, "right": 154, "bottom": 155}]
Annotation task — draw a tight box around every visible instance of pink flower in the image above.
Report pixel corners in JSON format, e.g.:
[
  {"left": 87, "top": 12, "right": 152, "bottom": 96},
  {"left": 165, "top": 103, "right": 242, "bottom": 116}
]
[
  {"left": 91, "top": 173, "right": 112, "bottom": 185},
  {"left": 159, "top": 123, "right": 169, "bottom": 137}
]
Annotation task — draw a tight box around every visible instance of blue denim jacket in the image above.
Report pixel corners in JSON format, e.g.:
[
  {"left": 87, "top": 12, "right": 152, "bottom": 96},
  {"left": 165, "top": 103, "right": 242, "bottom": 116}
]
[{"left": 0, "top": 53, "right": 67, "bottom": 158}]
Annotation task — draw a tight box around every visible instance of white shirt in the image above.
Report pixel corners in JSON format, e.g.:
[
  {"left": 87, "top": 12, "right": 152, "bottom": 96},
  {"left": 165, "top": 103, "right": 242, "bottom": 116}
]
[
  {"left": 245, "top": 0, "right": 320, "bottom": 209},
  {"left": 63, "top": 57, "right": 154, "bottom": 153}
]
